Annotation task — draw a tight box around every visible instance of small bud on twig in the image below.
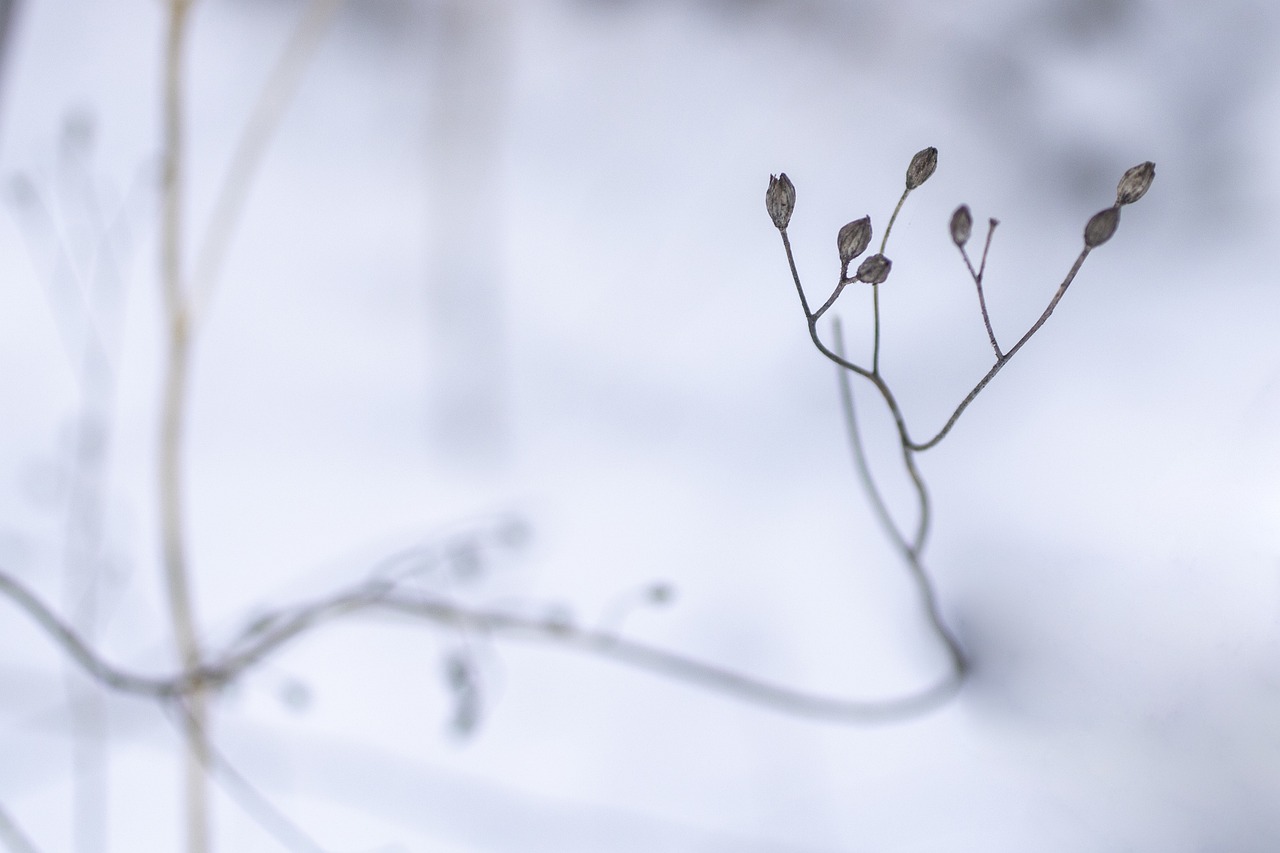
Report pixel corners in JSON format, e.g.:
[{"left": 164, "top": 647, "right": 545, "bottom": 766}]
[
  {"left": 1115, "top": 161, "right": 1155, "bottom": 205},
  {"left": 837, "top": 216, "right": 872, "bottom": 268},
  {"left": 949, "top": 205, "right": 972, "bottom": 247},
  {"left": 905, "top": 147, "right": 937, "bottom": 190},
  {"left": 855, "top": 253, "right": 892, "bottom": 284},
  {"left": 766, "top": 173, "right": 796, "bottom": 230},
  {"left": 1084, "top": 206, "right": 1120, "bottom": 248}
]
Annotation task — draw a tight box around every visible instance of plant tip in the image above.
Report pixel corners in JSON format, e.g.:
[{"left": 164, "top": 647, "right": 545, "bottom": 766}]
[
  {"left": 950, "top": 205, "right": 972, "bottom": 247},
  {"left": 766, "top": 173, "right": 796, "bottom": 230},
  {"left": 905, "top": 147, "right": 938, "bottom": 190},
  {"left": 1084, "top": 206, "right": 1120, "bottom": 248},
  {"left": 855, "top": 253, "right": 892, "bottom": 284},
  {"left": 837, "top": 216, "right": 873, "bottom": 269},
  {"left": 1116, "top": 161, "right": 1155, "bottom": 205}
]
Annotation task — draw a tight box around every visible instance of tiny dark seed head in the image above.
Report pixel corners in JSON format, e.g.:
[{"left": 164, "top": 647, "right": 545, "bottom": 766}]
[
  {"left": 837, "top": 216, "right": 873, "bottom": 267},
  {"left": 905, "top": 147, "right": 938, "bottom": 190},
  {"left": 1116, "top": 161, "right": 1155, "bottom": 205},
  {"left": 855, "top": 253, "right": 892, "bottom": 284},
  {"left": 950, "top": 205, "right": 972, "bottom": 247},
  {"left": 766, "top": 173, "right": 796, "bottom": 230},
  {"left": 1084, "top": 206, "right": 1121, "bottom": 248}
]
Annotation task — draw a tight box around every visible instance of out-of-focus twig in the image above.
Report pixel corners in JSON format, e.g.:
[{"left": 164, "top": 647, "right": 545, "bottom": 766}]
[
  {"left": 0, "top": 566, "right": 961, "bottom": 724},
  {"left": 190, "top": 0, "right": 345, "bottom": 322},
  {"left": 0, "top": 800, "right": 39, "bottom": 853}
]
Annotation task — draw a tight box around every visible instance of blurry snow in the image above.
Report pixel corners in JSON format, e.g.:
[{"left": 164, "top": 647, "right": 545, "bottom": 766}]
[{"left": 1, "top": 0, "right": 1279, "bottom": 850}]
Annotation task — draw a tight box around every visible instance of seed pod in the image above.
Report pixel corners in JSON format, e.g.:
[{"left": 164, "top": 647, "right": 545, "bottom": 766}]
[
  {"left": 837, "top": 216, "right": 873, "bottom": 267},
  {"left": 905, "top": 147, "right": 938, "bottom": 190},
  {"left": 1116, "top": 161, "right": 1155, "bottom": 205},
  {"left": 855, "top": 253, "right": 892, "bottom": 284},
  {"left": 949, "top": 205, "right": 972, "bottom": 247},
  {"left": 766, "top": 173, "right": 796, "bottom": 230},
  {"left": 1084, "top": 206, "right": 1120, "bottom": 248}
]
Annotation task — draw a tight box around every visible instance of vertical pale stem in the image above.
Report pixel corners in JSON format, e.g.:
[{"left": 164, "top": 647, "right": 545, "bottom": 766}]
[{"left": 159, "top": 1, "right": 210, "bottom": 851}]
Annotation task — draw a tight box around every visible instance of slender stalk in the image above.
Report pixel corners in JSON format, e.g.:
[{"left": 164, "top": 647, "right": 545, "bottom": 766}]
[
  {"left": 961, "top": 219, "right": 1002, "bottom": 358},
  {"left": 872, "top": 187, "right": 910, "bottom": 374},
  {"left": 0, "top": 800, "right": 39, "bottom": 853},
  {"left": 159, "top": 2, "right": 210, "bottom": 851},
  {"left": 0, "top": 566, "right": 962, "bottom": 724},
  {"left": 909, "top": 247, "right": 1091, "bottom": 451},
  {"left": 829, "top": 319, "right": 907, "bottom": 557},
  {"left": 190, "top": 0, "right": 344, "bottom": 321}
]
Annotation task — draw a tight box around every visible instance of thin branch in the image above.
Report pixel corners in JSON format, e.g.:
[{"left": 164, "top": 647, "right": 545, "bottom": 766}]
[
  {"left": 0, "top": 571, "right": 183, "bottom": 696},
  {"left": 0, "top": 801, "right": 40, "bottom": 853},
  {"left": 829, "top": 319, "right": 908, "bottom": 557},
  {"left": 0, "top": 566, "right": 961, "bottom": 725},
  {"left": 788, "top": 225, "right": 1096, "bottom": 454},
  {"left": 960, "top": 218, "right": 1002, "bottom": 358},
  {"left": 158, "top": 2, "right": 211, "bottom": 850},
  {"left": 830, "top": 323, "right": 960, "bottom": 677},
  {"left": 909, "top": 247, "right": 1091, "bottom": 451},
  {"left": 872, "top": 187, "right": 911, "bottom": 374},
  {"left": 165, "top": 703, "right": 329, "bottom": 853},
  {"left": 190, "top": 0, "right": 344, "bottom": 322}
]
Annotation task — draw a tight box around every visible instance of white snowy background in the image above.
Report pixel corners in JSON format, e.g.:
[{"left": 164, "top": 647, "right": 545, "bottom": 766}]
[{"left": 1, "top": 0, "right": 1279, "bottom": 850}]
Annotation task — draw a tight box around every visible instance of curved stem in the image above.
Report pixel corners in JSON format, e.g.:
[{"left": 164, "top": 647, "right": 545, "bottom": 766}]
[
  {"left": 831, "top": 324, "right": 958, "bottom": 676},
  {"left": 784, "top": 229, "right": 1094, "bottom": 454},
  {"left": 961, "top": 218, "right": 1002, "bottom": 358},
  {"left": 0, "top": 566, "right": 961, "bottom": 725}
]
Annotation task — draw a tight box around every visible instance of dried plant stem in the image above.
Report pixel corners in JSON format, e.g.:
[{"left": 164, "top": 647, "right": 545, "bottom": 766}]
[
  {"left": 159, "top": 1, "right": 210, "bottom": 851},
  {"left": 781, "top": 229, "right": 1094, "bottom": 454},
  {"left": 962, "top": 219, "right": 1002, "bottom": 358},
  {"left": 911, "top": 247, "right": 1091, "bottom": 451},
  {"left": 872, "top": 188, "right": 910, "bottom": 373},
  {"left": 0, "top": 801, "right": 39, "bottom": 853},
  {"left": 0, "top": 567, "right": 961, "bottom": 724},
  {"left": 831, "top": 321, "right": 964, "bottom": 678},
  {"left": 190, "top": 0, "right": 344, "bottom": 321}
]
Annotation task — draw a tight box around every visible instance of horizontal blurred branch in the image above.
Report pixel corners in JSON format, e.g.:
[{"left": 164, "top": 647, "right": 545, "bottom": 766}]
[{"left": 0, "top": 565, "right": 959, "bottom": 725}]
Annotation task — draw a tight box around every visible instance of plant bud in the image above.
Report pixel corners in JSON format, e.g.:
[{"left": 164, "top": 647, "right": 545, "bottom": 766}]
[
  {"left": 766, "top": 173, "right": 796, "bottom": 230},
  {"left": 905, "top": 146, "right": 937, "bottom": 190},
  {"left": 837, "top": 216, "right": 872, "bottom": 266},
  {"left": 855, "top": 253, "right": 892, "bottom": 284},
  {"left": 949, "top": 205, "right": 972, "bottom": 247},
  {"left": 1084, "top": 206, "right": 1120, "bottom": 248},
  {"left": 1116, "top": 161, "right": 1155, "bottom": 205}
]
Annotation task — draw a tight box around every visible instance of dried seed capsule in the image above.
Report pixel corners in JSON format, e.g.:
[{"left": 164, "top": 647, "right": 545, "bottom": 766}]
[
  {"left": 837, "top": 216, "right": 873, "bottom": 267},
  {"left": 950, "top": 205, "right": 972, "bottom": 247},
  {"left": 1084, "top": 206, "right": 1120, "bottom": 248},
  {"left": 766, "top": 173, "right": 796, "bottom": 230},
  {"left": 855, "top": 253, "right": 892, "bottom": 284},
  {"left": 1116, "top": 161, "right": 1155, "bottom": 205},
  {"left": 905, "top": 146, "right": 938, "bottom": 190}
]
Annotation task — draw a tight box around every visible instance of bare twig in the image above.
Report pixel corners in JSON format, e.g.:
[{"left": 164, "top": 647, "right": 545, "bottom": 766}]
[
  {"left": 0, "top": 800, "right": 39, "bottom": 853},
  {"left": 158, "top": 1, "right": 211, "bottom": 850},
  {"left": 831, "top": 322, "right": 963, "bottom": 679},
  {"left": 909, "top": 246, "right": 1092, "bottom": 451},
  {"left": 164, "top": 703, "right": 329, "bottom": 853},
  {"left": 782, "top": 221, "right": 1097, "bottom": 454},
  {"left": 959, "top": 217, "right": 1002, "bottom": 358},
  {"left": 190, "top": 0, "right": 344, "bottom": 322},
  {"left": 0, "top": 566, "right": 962, "bottom": 725}
]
